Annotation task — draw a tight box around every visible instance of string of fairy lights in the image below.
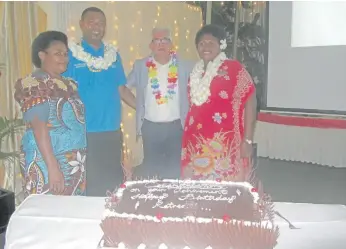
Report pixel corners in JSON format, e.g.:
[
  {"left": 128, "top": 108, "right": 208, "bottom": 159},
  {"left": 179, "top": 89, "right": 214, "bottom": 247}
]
[{"left": 66, "top": 2, "right": 203, "bottom": 166}]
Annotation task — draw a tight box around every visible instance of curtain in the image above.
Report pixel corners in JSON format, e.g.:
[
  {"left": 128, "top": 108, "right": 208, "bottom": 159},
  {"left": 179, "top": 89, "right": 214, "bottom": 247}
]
[
  {"left": 37, "top": 1, "right": 70, "bottom": 32},
  {"left": 0, "top": 0, "right": 4, "bottom": 189},
  {"left": 0, "top": 2, "right": 47, "bottom": 204}
]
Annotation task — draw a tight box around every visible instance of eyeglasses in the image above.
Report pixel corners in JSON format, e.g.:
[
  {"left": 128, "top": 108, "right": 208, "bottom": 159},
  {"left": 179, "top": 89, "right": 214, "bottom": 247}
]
[{"left": 152, "top": 38, "right": 171, "bottom": 44}]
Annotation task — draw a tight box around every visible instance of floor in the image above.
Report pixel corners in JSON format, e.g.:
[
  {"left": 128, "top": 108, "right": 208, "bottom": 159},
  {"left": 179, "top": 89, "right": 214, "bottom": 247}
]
[
  {"left": 255, "top": 157, "right": 346, "bottom": 205},
  {"left": 1, "top": 157, "right": 346, "bottom": 248}
]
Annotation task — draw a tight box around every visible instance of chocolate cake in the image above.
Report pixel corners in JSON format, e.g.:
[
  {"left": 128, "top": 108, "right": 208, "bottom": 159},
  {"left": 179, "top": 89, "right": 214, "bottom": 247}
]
[{"left": 100, "top": 179, "right": 279, "bottom": 249}]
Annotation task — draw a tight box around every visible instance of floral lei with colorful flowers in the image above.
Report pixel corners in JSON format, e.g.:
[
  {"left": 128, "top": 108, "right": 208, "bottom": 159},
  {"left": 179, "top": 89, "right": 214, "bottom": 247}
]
[{"left": 146, "top": 51, "right": 178, "bottom": 105}]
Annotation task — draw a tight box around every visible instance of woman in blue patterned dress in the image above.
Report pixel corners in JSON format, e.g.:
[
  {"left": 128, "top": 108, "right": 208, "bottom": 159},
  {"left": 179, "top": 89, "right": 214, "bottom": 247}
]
[{"left": 14, "top": 31, "right": 86, "bottom": 197}]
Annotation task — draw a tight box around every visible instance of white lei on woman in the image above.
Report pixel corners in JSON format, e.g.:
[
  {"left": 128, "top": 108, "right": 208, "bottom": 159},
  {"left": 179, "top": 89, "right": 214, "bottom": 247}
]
[
  {"left": 69, "top": 40, "right": 118, "bottom": 71},
  {"left": 189, "top": 51, "right": 227, "bottom": 106}
]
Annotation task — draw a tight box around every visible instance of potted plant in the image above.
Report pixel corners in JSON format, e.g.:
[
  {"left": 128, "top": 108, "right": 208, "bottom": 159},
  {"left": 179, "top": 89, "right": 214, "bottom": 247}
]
[
  {"left": 0, "top": 117, "right": 24, "bottom": 164},
  {"left": 0, "top": 116, "right": 24, "bottom": 234}
]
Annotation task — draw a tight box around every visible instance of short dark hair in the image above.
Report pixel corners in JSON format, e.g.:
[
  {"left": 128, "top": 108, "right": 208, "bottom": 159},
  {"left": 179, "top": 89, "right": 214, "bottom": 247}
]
[
  {"left": 81, "top": 7, "right": 105, "bottom": 20},
  {"left": 31, "top": 31, "right": 68, "bottom": 68},
  {"left": 195, "top": 24, "right": 227, "bottom": 47}
]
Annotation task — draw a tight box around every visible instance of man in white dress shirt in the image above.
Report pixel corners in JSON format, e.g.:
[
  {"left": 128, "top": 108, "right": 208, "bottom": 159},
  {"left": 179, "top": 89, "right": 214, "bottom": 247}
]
[{"left": 127, "top": 28, "right": 194, "bottom": 179}]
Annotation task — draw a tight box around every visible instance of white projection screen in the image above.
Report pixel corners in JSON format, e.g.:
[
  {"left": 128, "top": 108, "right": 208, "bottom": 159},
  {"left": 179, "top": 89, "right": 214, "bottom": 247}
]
[
  {"left": 267, "top": 2, "right": 346, "bottom": 113},
  {"left": 291, "top": 2, "right": 346, "bottom": 47}
]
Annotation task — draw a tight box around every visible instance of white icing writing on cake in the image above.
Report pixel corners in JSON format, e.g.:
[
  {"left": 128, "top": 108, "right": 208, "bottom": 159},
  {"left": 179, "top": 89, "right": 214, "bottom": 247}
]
[
  {"left": 131, "top": 192, "right": 168, "bottom": 202},
  {"left": 179, "top": 193, "right": 237, "bottom": 203},
  {"left": 135, "top": 201, "right": 139, "bottom": 210},
  {"left": 152, "top": 200, "right": 186, "bottom": 209},
  {"left": 127, "top": 182, "right": 240, "bottom": 210},
  {"left": 146, "top": 182, "right": 228, "bottom": 195}
]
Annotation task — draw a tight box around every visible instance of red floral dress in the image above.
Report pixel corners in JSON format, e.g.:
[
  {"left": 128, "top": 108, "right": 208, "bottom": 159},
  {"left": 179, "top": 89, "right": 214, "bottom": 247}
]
[{"left": 181, "top": 60, "right": 255, "bottom": 181}]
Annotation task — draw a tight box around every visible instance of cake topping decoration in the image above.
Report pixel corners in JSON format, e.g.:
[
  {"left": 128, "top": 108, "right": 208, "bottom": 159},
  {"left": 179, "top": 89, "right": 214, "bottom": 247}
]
[
  {"left": 222, "top": 214, "right": 231, "bottom": 222},
  {"left": 251, "top": 188, "right": 257, "bottom": 192},
  {"left": 105, "top": 190, "right": 118, "bottom": 209},
  {"left": 156, "top": 213, "right": 164, "bottom": 221},
  {"left": 117, "top": 242, "right": 126, "bottom": 249},
  {"left": 120, "top": 183, "right": 126, "bottom": 188},
  {"left": 158, "top": 244, "right": 168, "bottom": 249}
]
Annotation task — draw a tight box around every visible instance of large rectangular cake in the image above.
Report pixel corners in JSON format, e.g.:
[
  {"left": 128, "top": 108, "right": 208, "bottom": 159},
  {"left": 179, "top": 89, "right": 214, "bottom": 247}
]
[{"left": 100, "top": 179, "right": 279, "bottom": 249}]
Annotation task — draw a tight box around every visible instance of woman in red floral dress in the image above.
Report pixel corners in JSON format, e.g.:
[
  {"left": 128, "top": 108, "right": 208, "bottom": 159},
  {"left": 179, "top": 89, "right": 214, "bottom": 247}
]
[{"left": 181, "top": 25, "right": 257, "bottom": 181}]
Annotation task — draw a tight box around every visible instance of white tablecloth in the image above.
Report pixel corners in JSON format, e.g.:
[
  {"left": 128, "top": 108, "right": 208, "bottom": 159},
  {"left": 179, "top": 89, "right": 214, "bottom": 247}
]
[
  {"left": 255, "top": 121, "right": 346, "bottom": 168},
  {"left": 5, "top": 195, "right": 346, "bottom": 249}
]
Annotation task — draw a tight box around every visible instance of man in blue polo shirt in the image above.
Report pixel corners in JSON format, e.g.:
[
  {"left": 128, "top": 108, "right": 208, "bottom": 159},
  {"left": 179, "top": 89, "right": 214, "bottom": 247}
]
[{"left": 63, "top": 7, "right": 135, "bottom": 196}]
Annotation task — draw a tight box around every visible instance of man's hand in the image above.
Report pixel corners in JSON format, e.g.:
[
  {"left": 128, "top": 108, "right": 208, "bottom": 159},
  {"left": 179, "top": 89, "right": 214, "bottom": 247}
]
[{"left": 119, "top": 85, "right": 136, "bottom": 109}]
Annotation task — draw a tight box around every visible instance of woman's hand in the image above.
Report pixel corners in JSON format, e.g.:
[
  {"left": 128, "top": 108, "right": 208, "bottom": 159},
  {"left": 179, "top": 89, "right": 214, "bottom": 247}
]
[
  {"left": 48, "top": 165, "right": 65, "bottom": 195},
  {"left": 240, "top": 140, "right": 253, "bottom": 158}
]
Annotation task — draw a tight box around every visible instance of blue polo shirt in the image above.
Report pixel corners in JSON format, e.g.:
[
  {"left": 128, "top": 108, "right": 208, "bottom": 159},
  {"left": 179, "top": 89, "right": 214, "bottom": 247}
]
[{"left": 63, "top": 40, "right": 126, "bottom": 133}]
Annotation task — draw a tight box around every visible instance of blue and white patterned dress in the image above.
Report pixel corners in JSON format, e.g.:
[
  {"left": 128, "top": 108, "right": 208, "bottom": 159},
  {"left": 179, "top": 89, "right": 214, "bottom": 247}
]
[{"left": 14, "top": 71, "right": 87, "bottom": 196}]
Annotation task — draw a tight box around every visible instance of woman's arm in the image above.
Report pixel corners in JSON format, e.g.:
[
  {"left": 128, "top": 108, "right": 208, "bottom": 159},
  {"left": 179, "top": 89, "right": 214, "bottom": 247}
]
[
  {"left": 236, "top": 62, "right": 257, "bottom": 159},
  {"left": 24, "top": 103, "right": 65, "bottom": 194},
  {"left": 244, "top": 90, "right": 257, "bottom": 141}
]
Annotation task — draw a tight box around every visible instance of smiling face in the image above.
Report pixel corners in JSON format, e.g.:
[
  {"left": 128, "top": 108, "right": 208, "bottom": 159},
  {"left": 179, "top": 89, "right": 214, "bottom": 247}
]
[
  {"left": 197, "top": 33, "right": 221, "bottom": 64},
  {"left": 80, "top": 10, "right": 106, "bottom": 44},
  {"left": 38, "top": 40, "right": 69, "bottom": 74}
]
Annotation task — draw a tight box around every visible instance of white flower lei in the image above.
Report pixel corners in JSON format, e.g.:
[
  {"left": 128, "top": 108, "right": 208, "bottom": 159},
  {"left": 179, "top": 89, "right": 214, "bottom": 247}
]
[
  {"left": 189, "top": 52, "right": 227, "bottom": 106},
  {"left": 220, "top": 39, "right": 227, "bottom": 50},
  {"left": 69, "top": 41, "right": 118, "bottom": 71}
]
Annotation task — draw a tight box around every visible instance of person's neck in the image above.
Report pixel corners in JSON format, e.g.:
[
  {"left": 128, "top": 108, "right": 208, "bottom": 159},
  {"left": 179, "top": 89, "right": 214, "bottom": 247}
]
[
  {"left": 154, "top": 54, "right": 170, "bottom": 65},
  {"left": 83, "top": 38, "right": 102, "bottom": 50},
  {"left": 41, "top": 67, "right": 61, "bottom": 79},
  {"left": 203, "top": 60, "right": 211, "bottom": 71},
  {"left": 203, "top": 52, "right": 222, "bottom": 69}
]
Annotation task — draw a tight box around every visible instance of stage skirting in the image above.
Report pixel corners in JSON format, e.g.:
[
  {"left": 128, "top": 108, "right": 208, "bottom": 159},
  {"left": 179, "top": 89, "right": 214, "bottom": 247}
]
[
  {"left": 5, "top": 195, "right": 346, "bottom": 249},
  {"left": 255, "top": 113, "right": 346, "bottom": 168}
]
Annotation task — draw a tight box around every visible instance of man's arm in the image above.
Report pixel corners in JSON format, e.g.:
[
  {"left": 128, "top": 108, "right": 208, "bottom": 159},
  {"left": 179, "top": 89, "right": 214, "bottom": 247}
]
[
  {"left": 119, "top": 85, "right": 136, "bottom": 109},
  {"left": 116, "top": 55, "right": 136, "bottom": 109}
]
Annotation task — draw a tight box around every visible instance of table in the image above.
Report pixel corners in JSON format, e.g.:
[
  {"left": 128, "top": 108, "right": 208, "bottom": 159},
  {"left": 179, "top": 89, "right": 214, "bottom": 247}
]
[
  {"left": 5, "top": 195, "right": 346, "bottom": 249},
  {"left": 255, "top": 120, "right": 346, "bottom": 168}
]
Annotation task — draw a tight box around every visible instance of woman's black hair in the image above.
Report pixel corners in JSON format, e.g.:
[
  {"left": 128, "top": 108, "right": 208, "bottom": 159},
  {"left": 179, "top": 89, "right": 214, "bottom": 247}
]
[
  {"left": 31, "top": 31, "right": 68, "bottom": 68},
  {"left": 195, "top": 24, "right": 227, "bottom": 47}
]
